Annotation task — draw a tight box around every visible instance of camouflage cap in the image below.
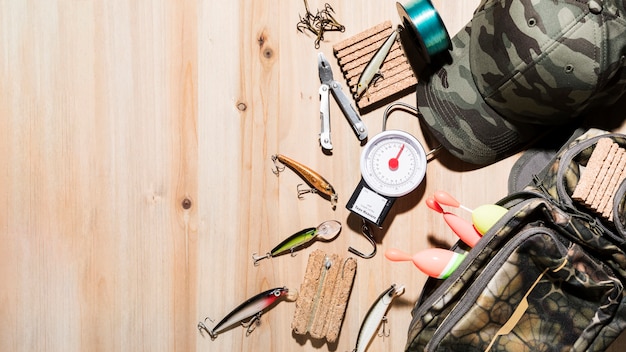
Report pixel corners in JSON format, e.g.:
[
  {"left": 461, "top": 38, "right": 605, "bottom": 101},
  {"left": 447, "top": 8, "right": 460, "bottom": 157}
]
[{"left": 417, "top": 0, "right": 626, "bottom": 165}]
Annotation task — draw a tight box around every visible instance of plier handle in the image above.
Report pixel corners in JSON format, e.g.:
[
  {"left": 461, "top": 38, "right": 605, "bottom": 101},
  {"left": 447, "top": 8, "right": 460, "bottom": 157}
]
[{"left": 318, "top": 53, "right": 367, "bottom": 151}]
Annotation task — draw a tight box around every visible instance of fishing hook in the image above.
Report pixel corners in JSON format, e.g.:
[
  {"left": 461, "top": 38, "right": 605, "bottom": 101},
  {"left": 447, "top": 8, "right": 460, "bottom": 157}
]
[
  {"left": 271, "top": 155, "right": 286, "bottom": 175},
  {"left": 251, "top": 252, "right": 271, "bottom": 266},
  {"left": 381, "top": 102, "right": 443, "bottom": 158},
  {"left": 297, "top": 0, "right": 345, "bottom": 48},
  {"left": 348, "top": 221, "right": 377, "bottom": 259},
  {"left": 378, "top": 316, "right": 390, "bottom": 338},
  {"left": 197, "top": 316, "right": 215, "bottom": 339},
  {"left": 243, "top": 312, "right": 263, "bottom": 336},
  {"left": 197, "top": 321, "right": 209, "bottom": 337},
  {"left": 252, "top": 247, "right": 301, "bottom": 265},
  {"left": 297, "top": 183, "right": 318, "bottom": 199},
  {"left": 372, "top": 73, "right": 384, "bottom": 86}
]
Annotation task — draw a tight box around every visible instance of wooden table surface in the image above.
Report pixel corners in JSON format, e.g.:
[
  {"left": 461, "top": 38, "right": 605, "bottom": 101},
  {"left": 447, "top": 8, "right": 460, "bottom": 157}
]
[{"left": 2, "top": 0, "right": 625, "bottom": 351}]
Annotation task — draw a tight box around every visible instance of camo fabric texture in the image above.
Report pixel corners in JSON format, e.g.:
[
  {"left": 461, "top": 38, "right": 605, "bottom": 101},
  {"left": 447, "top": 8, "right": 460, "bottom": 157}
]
[
  {"left": 537, "top": 131, "right": 626, "bottom": 277},
  {"left": 406, "top": 132, "right": 626, "bottom": 351},
  {"left": 416, "top": 0, "right": 626, "bottom": 165}
]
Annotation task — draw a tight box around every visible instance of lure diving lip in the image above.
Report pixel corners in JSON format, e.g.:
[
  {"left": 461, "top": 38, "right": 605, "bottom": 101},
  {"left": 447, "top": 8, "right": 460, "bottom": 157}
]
[{"left": 197, "top": 286, "right": 289, "bottom": 340}]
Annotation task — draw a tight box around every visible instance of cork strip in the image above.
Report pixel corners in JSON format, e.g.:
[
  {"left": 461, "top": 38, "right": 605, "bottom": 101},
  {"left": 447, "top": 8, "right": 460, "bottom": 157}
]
[
  {"left": 332, "top": 21, "right": 417, "bottom": 112},
  {"left": 572, "top": 138, "right": 626, "bottom": 221},
  {"left": 596, "top": 147, "right": 625, "bottom": 213},
  {"left": 603, "top": 160, "right": 626, "bottom": 221},
  {"left": 333, "top": 21, "right": 392, "bottom": 52},
  {"left": 572, "top": 138, "right": 613, "bottom": 201},
  {"left": 586, "top": 142, "right": 618, "bottom": 207},
  {"left": 291, "top": 249, "right": 357, "bottom": 342},
  {"left": 309, "top": 252, "right": 341, "bottom": 339},
  {"left": 324, "top": 257, "right": 356, "bottom": 343},
  {"left": 291, "top": 250, "right": 325, "bottom": 335}
]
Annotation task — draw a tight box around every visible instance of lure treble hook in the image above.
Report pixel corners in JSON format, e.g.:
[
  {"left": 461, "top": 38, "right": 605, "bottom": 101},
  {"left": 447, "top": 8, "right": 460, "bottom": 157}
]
[
  {"left": 197, "top": 317, "right": 216, "bottom": 340},
  {"left": 271, "top": 155, "right": 286, "bottom": 175},
  {"left": 251, "top": 252, "right": 271, "bottom": 266},
  {"left": 297, "top": 183, "right": 318, "bottom": 199},
  {"left": 243, "top": 312, "right": 263, "bottom": 336},
  {"left": 378, "top": 316, "right": 390, "bottom": 338},
  {"left": 252, "top": 247, "right": 299, "bottom": 266},
  {"left": 348, "top": 221, "right": 377, "bottom": 259}
]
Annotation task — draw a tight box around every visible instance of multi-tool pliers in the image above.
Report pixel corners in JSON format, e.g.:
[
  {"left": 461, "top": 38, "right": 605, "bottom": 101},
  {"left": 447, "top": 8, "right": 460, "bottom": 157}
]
[{"left": 318, "top": 52, "right": 368, "bottom": 151}]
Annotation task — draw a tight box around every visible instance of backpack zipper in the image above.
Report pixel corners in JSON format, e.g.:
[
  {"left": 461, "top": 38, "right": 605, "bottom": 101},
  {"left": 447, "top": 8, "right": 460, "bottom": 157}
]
[{"left": 425, "top": 227, "right": 566, "bottom": 350}]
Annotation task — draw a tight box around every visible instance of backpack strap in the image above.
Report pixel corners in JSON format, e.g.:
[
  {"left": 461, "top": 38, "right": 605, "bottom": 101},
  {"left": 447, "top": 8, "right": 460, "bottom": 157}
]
[
  {"left": 508, "top": 127, "right": 586, "bottom": 193},
  {"left": 525, "top": 131, "right": 626, "bottom": 268},
  {"left": 613, "top": 178, "right": 626, "bottom": 236}
]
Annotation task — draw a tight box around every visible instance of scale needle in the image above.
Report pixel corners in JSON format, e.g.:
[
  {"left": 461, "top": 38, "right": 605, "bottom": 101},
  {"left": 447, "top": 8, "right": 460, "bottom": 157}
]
[{"left": 388, "top": 144, "right": 405, "bottom": 171}]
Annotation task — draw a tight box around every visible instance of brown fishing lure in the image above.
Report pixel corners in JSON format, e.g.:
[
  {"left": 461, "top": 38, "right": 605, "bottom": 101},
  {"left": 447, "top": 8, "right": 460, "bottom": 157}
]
[{"left": 271, "top": 154, "right": 338, "bottom": 208}]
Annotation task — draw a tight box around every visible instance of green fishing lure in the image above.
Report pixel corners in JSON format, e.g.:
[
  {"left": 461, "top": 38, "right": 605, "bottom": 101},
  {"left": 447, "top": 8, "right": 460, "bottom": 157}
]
[{"left": 252, "top": 220, "right": 341, "bottom": 266}]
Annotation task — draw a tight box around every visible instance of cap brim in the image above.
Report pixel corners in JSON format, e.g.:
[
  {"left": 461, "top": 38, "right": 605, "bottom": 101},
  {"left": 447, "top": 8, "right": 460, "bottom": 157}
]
[{"left": 417, "top": 23, "right": 543, "bottom": 165}]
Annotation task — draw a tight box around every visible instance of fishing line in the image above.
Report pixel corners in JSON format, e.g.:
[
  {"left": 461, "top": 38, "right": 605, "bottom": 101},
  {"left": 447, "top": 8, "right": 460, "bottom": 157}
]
[{"left": 397, "top": 0, "right": 451, "bottom": 62}]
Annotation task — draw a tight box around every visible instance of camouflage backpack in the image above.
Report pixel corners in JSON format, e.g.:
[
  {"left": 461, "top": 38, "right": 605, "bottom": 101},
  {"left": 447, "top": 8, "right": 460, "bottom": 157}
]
[{"left": 406, "top": 129, "right": 626, "bottom": 351}]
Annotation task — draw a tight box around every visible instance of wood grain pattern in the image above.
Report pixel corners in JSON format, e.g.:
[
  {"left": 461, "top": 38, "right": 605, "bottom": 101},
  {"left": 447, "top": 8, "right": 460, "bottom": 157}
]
[{"left": 1, "top": 1, "right": 625, "bottom": 351}]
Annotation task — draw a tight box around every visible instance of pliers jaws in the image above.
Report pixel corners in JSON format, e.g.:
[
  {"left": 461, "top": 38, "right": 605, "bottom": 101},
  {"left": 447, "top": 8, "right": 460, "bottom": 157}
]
[{"left": 317, "top": 53, "right": 368, "bottom": 151}]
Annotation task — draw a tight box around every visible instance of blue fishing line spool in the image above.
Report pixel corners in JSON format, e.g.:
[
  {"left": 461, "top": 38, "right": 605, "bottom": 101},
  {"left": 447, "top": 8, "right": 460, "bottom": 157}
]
[{"left": 397, "top": 0, "right": 451, "bottom": 62}]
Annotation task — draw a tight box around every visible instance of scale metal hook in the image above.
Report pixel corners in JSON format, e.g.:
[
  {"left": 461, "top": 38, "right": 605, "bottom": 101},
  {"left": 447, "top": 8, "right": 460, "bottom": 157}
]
[
  {"left": 348, "top": 221, "right": 377, "bottom": 259},
  {"left": 381, "top": 101, "right": 442, "bottom": 158}
]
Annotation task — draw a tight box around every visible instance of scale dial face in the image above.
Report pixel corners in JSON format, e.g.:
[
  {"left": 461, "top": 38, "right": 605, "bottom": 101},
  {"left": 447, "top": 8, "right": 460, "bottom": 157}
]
[{"left": 360, "top": 130, "right": 427, "bottom": 197}]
